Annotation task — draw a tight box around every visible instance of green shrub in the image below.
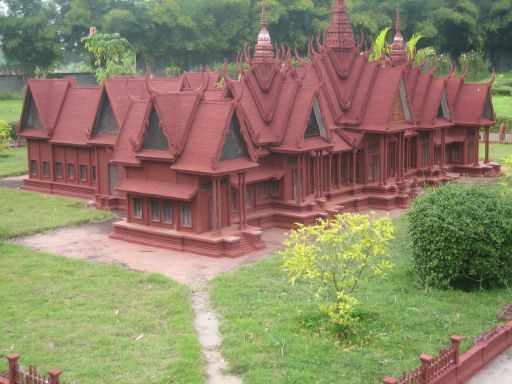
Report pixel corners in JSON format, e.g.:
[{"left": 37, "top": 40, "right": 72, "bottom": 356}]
[
  {"left": 409, "top": 183, "right": 512, "bottom": 290},
  {"left": 0, "top": 120, "right": 14, "bottom": 150},
  {"left": 280, "top": 213, "right": 395, "bottom": 331}
]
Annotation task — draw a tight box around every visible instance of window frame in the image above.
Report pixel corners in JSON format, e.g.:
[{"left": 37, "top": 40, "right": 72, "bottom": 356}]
[
  {"left": 79, "top": 165, "right": 88, "bottom": 182},
  {"left": 67, "top": 163, "right": 75, "bottom": 180},
  {"left": 55, "top": 162, "right": 63, "bottom": 179},
  {"left": 132, "top": 197, "right": 143, "bottom": 220},
  {"left": 30, "top": 160, "right": 38, "bottom": 176},
  {"left": 42, "top": 161, "right": 50, "bottom": 178},
  {"left": 180, "top": 203, "right": 192, "bottom": 228},
  {"left": 163, "top": 200, "right": 173, "bottom": 224},
  {"left": 150, "top": 199, "right": 161, "bottom": 223}
]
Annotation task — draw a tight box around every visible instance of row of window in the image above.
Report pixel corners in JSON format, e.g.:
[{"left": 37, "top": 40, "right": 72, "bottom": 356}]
[
  {"left": 133, "top": 197, "right": 192, "bottom": 228},
  {"left": 30, "top": 160, "right": 97, "bottom": 183},
  {"left": 230, "top": 180, "right": 280, "bottom": 211}
]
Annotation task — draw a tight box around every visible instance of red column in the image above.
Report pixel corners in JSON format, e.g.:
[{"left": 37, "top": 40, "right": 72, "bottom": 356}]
[
  {"left": 327, "top": 154, "right": 332, "bottom": 192},
  {"left": 352, "top": 150, "right": 357, "bottom": 186},
  {"left": 216, "top": 178, "right": 222, "bottom": 234},
  {"left": 383, "top": 135, "right": 388, "bottom": 185},
  {"left": 237, "top": 173, "right": 243, "bottom": 229},
  {"left": 212, "top": 176, "right": 218, "bottom": 233},
  {"left": 7, "top": 354, "right": 19, "bottom": 384},
  {"left": 379, "top": 135, "right": 385, "bottom": 186},
  {"left": 429, "top": 131, "right": 435, "bottom": 169},
  {"left": 314, "top": 151, "right": 320, "bottom": 198},
  {"left": 474, "top": 128, "right": 479, "bottom": 166},
  {"left": 345, "top": 152, "right": 350, "bottom": 186},
  {"left": 485, "top": 126, "right": 490, "bottom": 164},
  {"left": 48, "top": 369, "right": 63, "bottom": 384},
  {"left": 441, "top": 129, "right": 446, "bottom": 169}
]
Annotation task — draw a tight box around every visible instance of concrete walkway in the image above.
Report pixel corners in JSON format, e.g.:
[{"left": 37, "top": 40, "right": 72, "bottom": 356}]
[
  {"left": 0, "top": 175, "right": 26, "bottom": 189},
  {"left": 467, "top": 347, "right": 512, "bottom": 384}
]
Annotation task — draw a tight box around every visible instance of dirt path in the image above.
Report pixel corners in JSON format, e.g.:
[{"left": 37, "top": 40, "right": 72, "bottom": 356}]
[
  {"left": 14, "top": 209, "right": 403, "bottom": 383},
  {"left": 15, "top": 222, "right": 286, "bottom": 384},
  {"left": 0, "top": 175, "right": 26, "bottom": 189}
]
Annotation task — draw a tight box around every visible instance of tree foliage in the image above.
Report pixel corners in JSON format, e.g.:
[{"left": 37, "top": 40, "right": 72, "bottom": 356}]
[
  {"left": 81, "top": 32, "right": 136, "bottom": 83},
  {"left": 0, "top": 0, "right": 509, "bottom": 74},
  {"left": 280, "top": 213, "right": 395, "bottom": 330},
  {"left": 409, "top": 183, "right": 512, "bottom": 290}
]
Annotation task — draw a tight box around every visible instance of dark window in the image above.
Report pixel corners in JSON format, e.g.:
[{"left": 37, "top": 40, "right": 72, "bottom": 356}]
[
  {"left": 22, "top": 91, "right": 42, "bottom": 130},
  {"left": 42, "top": 161, "right": 49, "bottom": 177},
  {"left": 421, "top": 132, "right": 430, "bottom": 141},
  {"left": 246, "top": 187, "right": 255, "bottom": 209},
  {"left": 55, "top": 162, "right": 63, "bottom": 178},
  {"left": 292, "top": 169, "right": 299, "bottom": 200},
  {"left": 231, "top": 190, "right": 238, "bottom": 212},
  {"left": 181, "top": 204, "right": 192, "bottom": 227},
  {"left": 67, "top": 164, "right": 75, "bottom": 180},
  {"left": 220, "top": 115, "right": 248, "bottom": 161},
  {"left": 30, "top": 160, "right": 37, "bottom": 176},
  {"left": 468, "top": 142, "right": 475, "bottom": 163},
  {"left": 108, "top": 164, "right": 119, "bottom": 195},
  {"left": 163, "top": 201, "right": 172, "bottom": 224},
  {"left": 270, "top": 180, "right": 280, "bottom": 197},
  {"left": 92, "top": 166, "right": 97, "bottom": 183},
  {"left": 133, "top": 197, "right": 143, "bottom": 219},
  {"left": 259, "top": 182, "right": 269, "bottom": 198},
  {"left": 422, "top": 143, "right": 430, "bottom": 167},
  {"left": 483, "top": 92, "right": 493, "bottom": 120},
  {"left": 435, "top": 146, "right": 441, "bottom": 165},
  {"left": 93, "top": 93, "right": 119, "bottom": 136},
  {"left": 437, "top": 104, "right": 445, "bottom": 119},
  {"left": 80, "top": 165, "right": 87, "bottom": 181},
  {"left": 304, "top": 109, "right": 321, "bottom": 138},
  {"left": 142, "top": 107, "right": 169, "bottom": 150},
  {"left": 150, "top": 199, "right": 161, "bottom": 222}
]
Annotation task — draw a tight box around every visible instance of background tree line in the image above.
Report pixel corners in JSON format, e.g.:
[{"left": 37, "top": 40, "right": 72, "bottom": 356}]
[{"left": 0, "top": 0, "right": 510, "bottom": 77}]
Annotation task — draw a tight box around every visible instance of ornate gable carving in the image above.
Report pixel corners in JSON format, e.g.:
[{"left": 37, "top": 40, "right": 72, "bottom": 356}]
[
  {"left": 253, "top": 64, "right": 277, "bottom": 93},
  {"left": 391, "top": 91, "right": 406, "bottom": 123}
]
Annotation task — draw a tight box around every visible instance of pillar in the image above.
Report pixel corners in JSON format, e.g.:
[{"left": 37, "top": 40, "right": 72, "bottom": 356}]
[
  {"left": 237, "top": 173, "right": 243, "bottom": 229},
  {"left": 327, "top": 154, "right": 333, "bottom": 191},
  {"left": 48, "top": 370, "right": 63, "bottom": 384},
  {"left": 379, "top": 135, "right": 385, "bottom": 186},
  {"left": 212, "top": 177, "right": 219, "bottom": 234},
  {"left": 485, "top": 126, "right": 490, "bottom": 164},
  {"left": 420, "top": 355, "right": 434, "bottom": 384},
  {"left": 441, "top": 128, "right": 446, "bottom": 169},
  {"left": 7, "top": 354, "right": 19, "bottom": 384},
  {"left": 429, "top": 131, "right": 435, "bottom": 169},
  {"left": 383, "top": 135, "right": 388, "bottom": 185},
  {"left": 352, "top": 150, "right": 357, "bottom": 186},
  {"left": 216, "top": 177, "right": 222, "bottom": 233},
  {"left": 450, "top": 336, "right": 464, "bottom": 364},
  {"left": 474, "top": 128, "right": 479, "bottom": 166}
]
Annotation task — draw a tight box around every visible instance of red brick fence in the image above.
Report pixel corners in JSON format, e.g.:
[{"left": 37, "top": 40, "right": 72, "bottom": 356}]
[
  {"left": 0, "top": 354, "right": 62, "bottom": 384},
  {"left": 383, "top": 319, "right": 512, "bottom": 384}
]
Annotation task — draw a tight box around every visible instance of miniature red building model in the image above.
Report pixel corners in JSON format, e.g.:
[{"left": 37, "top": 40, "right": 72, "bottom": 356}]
[{"left": 18, "top": 0, "right": 499, "bottom": 257}]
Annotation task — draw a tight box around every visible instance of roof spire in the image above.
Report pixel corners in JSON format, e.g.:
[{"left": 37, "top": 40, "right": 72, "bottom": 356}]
[
  {"left": 390, "top": 3, "right": 408, "bottom": 66},
  {"left": 324, "top": 0, "right": 356, "bottom": 50},
  {"left": 253, "top": 0, "right": 275, "bottom": 63}
]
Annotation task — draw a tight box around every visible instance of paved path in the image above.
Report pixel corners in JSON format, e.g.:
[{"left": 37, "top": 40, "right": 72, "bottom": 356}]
[
  {"left": 467, "top": 347, "right": 512, "bottom": 384},
  {"left": 0, "top": 175, "right": 26, "bottom": 189}
]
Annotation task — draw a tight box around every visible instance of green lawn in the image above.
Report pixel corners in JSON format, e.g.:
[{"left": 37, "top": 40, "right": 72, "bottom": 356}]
[
  {"left": 0, "top": 243, "right": 204, "bottom": 384},
  {"left": 210, "top": 215, "right": 509, "bottom": 384},
  {"left": 0, "top": 99, "right": 23, "bottom": 122},
  {"left": 0, "top": 147, "right": 27, "bottom": 177},
  {"left": 479, "top": 143, "right": 512, "bottom": 162},
  {"left": 493, "top": 95, "right": 511, "bottom": 119},
  {"left": 0, "top": 188, "right": 113, "bottom": 239}
]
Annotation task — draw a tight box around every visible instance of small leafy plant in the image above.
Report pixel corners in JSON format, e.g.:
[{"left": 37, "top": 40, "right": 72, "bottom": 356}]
[
  {"left": 0, "top": 120, "right": 14, "bottom": 151},
  {"left": 280, "top": 213, "right": 395, "bottom": 331}
]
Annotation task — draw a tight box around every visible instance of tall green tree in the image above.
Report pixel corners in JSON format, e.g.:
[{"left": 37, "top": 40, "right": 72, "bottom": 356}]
[{"left": 0, "top": 0, "right": 62, "bottom": 76}]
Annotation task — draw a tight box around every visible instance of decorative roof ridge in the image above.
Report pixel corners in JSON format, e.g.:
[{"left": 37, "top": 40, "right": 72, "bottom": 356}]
[
  {"left": 245, "top": 70, "right": 285, "bottom": 124},
  {"left": 114, "top": 98, "right": 141, "bottom": 162},
  {"left": 349, "top": 60, "right": 380, "bottom": 125},
  {"left": 49, "top": 81, "right": 73, "bottom": 137},
  {"left": 253, "top": 0, "right": 275, "bottom": 64},
  {"left": 414, "top": 69, "right": 436, "bottom": 123},
  {"left": 324, "top": 0, "right": 356, "bottom": 50},
  {"left": 84, "top": 87, "right": 107, "bottom": 140},
  {"left": 390, "top": 3, "right": 408, "bottom": 66}
]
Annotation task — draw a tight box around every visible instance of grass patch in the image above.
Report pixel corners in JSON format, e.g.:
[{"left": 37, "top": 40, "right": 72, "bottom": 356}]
[
  {"left": 0, "top": 243, "right": 204, "bottom": 384},
  {"left": 493, "top": 96, "right": 511, "bottom": 119},
  {"left": 479, "top": 143, "right": 512, "bottom": 162},
  {"left": 0, "top": 188, "right": 113, "bottom": 239},
  {"left": 210, "top": 215, "right": 510, "bottom": 383},
  {"left": 0, "top": 147, "right": 27, "bottom": 177},
  {"left": 0, "top": 99, "right": 22, "bottom": 122}
]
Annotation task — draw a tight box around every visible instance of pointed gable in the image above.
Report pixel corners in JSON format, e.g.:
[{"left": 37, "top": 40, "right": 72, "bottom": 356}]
[
  {"left": 438, "top": 87, "right": 451, "bottom": 120},
  {"left": 220, "top": 114, "right": 248, "bottom": 161},
  {"left": 142, "top": 106, "right": 169, "bottom": 150},
  {"left": 305, "top": 99, "right": 327, "bottom": 139},
  {"left": 21, "top": 90, "right": 42, "bottom": 131},
  {"left": 93, "top": 92, "right": 119, "bottom": 136},
  {"left": 483, "top": 92, "right": 493, "bottom": 120}
]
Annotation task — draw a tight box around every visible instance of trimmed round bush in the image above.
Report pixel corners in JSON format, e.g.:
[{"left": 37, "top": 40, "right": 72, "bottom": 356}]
[{"left": 409, "top": 183, "right": 512, "bottom": 290}]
